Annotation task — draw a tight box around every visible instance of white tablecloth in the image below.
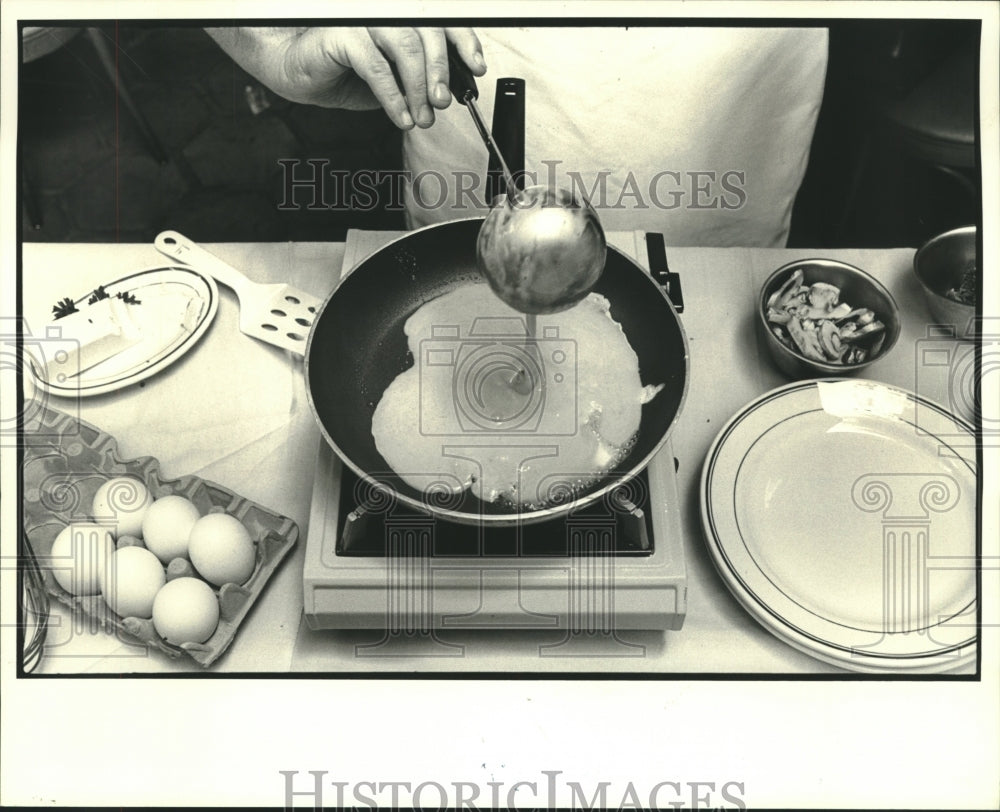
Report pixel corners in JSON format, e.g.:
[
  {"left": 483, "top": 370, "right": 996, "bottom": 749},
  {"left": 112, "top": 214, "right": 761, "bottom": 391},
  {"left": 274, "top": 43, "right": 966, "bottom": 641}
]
[{"left": 20, "top": 234, "right": 979, "bottom": 673}]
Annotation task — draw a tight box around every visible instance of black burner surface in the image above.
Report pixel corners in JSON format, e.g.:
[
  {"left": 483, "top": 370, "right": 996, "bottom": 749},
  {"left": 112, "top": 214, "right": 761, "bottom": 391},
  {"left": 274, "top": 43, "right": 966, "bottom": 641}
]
[{"left": 335, "top": 468, "right": 655, "bottom": 558}]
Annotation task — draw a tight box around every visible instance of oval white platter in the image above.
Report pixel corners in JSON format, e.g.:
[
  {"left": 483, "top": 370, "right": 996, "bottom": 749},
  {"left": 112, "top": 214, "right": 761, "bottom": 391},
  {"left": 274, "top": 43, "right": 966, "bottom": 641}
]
[{"left": 29, "top": 266, "right": 219, "bottom": 398}]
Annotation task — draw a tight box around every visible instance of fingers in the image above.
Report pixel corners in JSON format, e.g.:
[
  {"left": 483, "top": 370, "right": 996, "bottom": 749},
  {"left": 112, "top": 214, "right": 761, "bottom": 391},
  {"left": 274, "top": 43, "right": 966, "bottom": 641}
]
[
  {"left": 370, "top": 27, "right": 436, "bottom": 127},
  {"left": 417, "top": 28, "right": 450, "bottom": 110},
  {"left": 445, "top": 27, "right": 486, "bottom": 77},
  {"left": 347, "top": 27, "right": 488, "bottom": 130},
  {"left": 346, "top": 30, "right": 416, "bottom": 129},
  {"left": 421, "top": 27, "right": 486, "bottom": 110}
]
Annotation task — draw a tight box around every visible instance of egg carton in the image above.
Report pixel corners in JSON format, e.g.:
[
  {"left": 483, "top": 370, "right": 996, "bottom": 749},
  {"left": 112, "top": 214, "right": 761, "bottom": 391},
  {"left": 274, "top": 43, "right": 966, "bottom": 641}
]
[{"left": 21, "top": 405, "right": 299, "bottom": 668}]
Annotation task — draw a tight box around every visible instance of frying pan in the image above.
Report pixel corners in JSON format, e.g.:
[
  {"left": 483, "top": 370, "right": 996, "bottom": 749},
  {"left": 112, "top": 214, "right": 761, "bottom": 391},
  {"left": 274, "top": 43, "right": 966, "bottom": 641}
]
[
  {"left": 305, "top": 61, "right": 688, "bottom": 525},
  {"left": 304, "top": 216, "right": 689, "bottom": 526}
]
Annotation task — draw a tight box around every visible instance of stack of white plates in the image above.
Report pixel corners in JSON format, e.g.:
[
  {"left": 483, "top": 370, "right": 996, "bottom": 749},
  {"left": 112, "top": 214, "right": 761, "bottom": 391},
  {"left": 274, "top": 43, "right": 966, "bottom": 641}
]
[{"left": 701, "top": 379, "right": 978, "bottom": 674}]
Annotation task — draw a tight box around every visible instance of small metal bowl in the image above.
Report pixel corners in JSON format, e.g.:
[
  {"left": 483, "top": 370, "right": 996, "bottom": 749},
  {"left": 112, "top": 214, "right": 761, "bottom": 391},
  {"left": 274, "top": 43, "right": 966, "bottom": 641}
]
[
  {"left": 913, "top": 225, "right": 977, "bottom": 337},
  {"left": 758, "top": 259, "right": 901, "bottom": 379}
]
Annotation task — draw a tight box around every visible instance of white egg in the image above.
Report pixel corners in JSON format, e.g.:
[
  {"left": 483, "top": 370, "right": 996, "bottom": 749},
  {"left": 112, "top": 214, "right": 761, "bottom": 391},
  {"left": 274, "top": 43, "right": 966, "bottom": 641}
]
[
  {"left": 188, "top": 513, "right": 256, "bottom": 586},
  {"left": 49, "top": 523, "right": 115, "bottom": 596},
  {"left": 152, "top": 577, "right": 219, "bottom": 645},
  {"left": 99, "top": 546, "right": 165, "bottom": 618},
  {"left": 142, "top": 495, "right": 201, "bottom": 564},
  {"left": 91, "top": 476, "right": 154, "bottom": 538}
]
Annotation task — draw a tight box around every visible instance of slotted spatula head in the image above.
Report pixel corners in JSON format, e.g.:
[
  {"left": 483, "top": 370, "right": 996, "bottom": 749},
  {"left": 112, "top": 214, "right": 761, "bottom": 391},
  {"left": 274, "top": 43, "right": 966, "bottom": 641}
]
[
  {"left": 155, "top": 231, "right": 323, "bottom": 355},
  {"left": 238, "top": 283, "right": 322, "bottom": 354}
]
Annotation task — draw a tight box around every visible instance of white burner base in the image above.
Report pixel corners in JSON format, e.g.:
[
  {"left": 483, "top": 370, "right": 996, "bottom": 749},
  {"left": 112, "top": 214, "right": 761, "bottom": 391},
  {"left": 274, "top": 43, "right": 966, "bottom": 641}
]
[{"left": 303, "top": 443, "right": 687, "bottom": 631}]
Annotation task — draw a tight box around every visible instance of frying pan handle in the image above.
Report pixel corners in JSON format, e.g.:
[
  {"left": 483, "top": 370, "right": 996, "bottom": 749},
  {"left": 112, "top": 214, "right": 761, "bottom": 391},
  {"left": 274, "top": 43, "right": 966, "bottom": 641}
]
[
  {"left": 489, "top": 78, "right": 525, "bottom": 200},
  {"left": 645, "top": 232, "right": 685, "bottom": 314}
]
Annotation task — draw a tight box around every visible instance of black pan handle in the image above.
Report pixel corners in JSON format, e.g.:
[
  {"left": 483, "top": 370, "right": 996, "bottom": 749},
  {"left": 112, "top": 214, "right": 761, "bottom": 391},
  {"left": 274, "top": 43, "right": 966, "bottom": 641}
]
[
  {"left": 447, "top": 40, "right": 479, "bottom": 104},
  {"left": 645, "top": 232, "right": 684, "bottom": 313},
  {"left": 488, "top": 78, "right": 525, "bottom": 199}
]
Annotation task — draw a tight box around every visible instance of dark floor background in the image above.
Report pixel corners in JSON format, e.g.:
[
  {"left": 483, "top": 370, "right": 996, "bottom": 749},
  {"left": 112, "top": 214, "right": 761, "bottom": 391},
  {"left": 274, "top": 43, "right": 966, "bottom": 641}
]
[
  {"left": 18, "top": 22, "right": 981, "bottom": 247},
  {"left": 19, "top": 24, "right": 406, "bottom": 244},
  {"left": 789, "top": 18, "right": 980, "bottom": 249}
]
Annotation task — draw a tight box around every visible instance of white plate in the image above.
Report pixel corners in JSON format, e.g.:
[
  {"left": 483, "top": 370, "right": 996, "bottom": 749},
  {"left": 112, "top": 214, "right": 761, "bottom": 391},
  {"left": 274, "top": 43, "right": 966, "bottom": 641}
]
[
  {"left": 701, "top": 379, "right": 977, "bottom": 674},
  {"left": 30, "top": 266, "right": 218, "bottom": 397}
]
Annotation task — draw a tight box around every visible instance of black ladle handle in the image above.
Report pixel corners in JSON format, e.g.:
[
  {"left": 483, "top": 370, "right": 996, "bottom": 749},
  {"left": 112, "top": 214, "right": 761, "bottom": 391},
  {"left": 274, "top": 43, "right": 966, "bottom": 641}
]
[
  {"left": 447, "top": 41, "right": 517, "bottom": 203},
  {"left": 447, "top": 39, "right": 479, "bottom": 104}
]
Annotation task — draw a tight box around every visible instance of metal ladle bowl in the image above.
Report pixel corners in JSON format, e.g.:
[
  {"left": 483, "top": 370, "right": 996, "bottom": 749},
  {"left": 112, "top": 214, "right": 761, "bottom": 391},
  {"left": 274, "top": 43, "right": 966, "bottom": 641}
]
[{"left": 477, "top": 184, "right": 607, "bottom": 315}]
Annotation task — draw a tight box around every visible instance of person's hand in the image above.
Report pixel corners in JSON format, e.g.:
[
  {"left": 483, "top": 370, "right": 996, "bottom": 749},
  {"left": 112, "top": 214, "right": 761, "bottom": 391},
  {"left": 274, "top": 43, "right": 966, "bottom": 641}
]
[{"left": 206, "top": 27, "right": 486, "bottom": 129}]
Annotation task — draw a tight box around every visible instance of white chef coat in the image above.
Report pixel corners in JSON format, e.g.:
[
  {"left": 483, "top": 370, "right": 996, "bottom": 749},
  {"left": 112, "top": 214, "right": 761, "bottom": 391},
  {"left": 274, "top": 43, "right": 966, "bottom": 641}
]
[{"left": 403, "top": 27, "right": 828, "bottom": 246}]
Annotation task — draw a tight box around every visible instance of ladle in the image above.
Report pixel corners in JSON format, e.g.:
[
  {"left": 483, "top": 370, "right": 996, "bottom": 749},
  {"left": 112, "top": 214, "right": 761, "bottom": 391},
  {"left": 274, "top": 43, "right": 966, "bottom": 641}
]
[
  {"left": 447, "top": 44, "right": 607, "bottom": 395},
  {"left": 447, "top": 43, "right": 607, "bottom": 317}
]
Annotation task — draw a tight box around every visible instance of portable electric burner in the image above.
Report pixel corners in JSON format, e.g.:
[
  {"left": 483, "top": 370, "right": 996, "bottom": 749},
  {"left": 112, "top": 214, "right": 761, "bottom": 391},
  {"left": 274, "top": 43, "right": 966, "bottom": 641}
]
[{"left": 302, "top": 440, "right": 687, "bottom": 631}]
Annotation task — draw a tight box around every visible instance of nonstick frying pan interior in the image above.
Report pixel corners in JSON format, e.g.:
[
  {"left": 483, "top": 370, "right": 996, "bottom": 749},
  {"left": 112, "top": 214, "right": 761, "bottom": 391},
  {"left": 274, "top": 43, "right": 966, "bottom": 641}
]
[{"left": 305, "top": 218, "right": 688, "bottom": 524}]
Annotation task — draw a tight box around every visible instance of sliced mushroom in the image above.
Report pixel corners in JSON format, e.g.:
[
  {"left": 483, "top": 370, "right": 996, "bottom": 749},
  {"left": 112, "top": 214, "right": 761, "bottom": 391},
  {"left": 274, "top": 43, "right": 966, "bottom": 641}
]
[
  {"left": 833, "top": 308, "right": 871, "bottom": 324},
  {"left": 818, "top": 319, "right": 846, "bottom": 361},
  {"left": 841, "top": 320, "right": 885, "bottom": 342},
  {"left": 767, "top": 268, "right": 805, "bottom": 310},
  {"left": 765, "top": 268, "right": 886, "bottom": 366},
  {"left": 808, "top": 282, "right": 841, "bottom": 312},
  {"left": 845, "top": 346, "right": 866, "bottom": 364},
  {"left": 767, "top": 306, "right": 792, "bottom": 325},
  {"left": 786, "top": 317, "right": 826, "bottom": 362}
]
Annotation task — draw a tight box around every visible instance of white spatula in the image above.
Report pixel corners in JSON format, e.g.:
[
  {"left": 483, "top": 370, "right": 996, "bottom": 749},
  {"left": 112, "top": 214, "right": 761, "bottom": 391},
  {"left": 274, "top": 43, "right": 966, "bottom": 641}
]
[{"left": 154, "top": 230, "right": 322, "bottom": 356}]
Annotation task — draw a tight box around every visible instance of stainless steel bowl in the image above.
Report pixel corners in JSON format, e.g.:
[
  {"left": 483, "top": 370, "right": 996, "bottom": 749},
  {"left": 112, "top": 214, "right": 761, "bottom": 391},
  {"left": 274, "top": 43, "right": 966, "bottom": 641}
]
[
  {"left": 913, "top": 225, "right": 978, "bottom": 337},
  {"left": 758, "top": 258, "right": 901, "bottom": 379}
]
